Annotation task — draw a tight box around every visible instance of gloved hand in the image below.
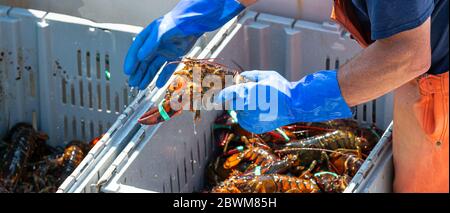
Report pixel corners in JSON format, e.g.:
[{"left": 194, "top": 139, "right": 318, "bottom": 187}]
[
  {"left": 215, "top": 70, "right": 353, "bottom": 134},
  {"left": 124, "top": 0, "right": 245, "bottom": 89}
]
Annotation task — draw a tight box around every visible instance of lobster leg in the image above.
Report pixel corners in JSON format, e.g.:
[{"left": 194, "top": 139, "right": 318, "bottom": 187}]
[
  {"left": 300, "top": 160, "right": 318, "bottom": 179},
  {"left": 223, "top": 152, "right": 245, "bottom": 169},
  {"left": 241, "top": 136, "right": 271, "bottom": 150},
  {"left": 222, "top": 133, "right": 235, "bottom": 152},
  {"left": 319, "top": 151, "right": 338, "bottom": 173}
]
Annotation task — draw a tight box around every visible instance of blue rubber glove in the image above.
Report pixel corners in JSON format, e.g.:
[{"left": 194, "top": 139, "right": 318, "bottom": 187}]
[
  {"left": 216, "top": 70, "right": 353, "bottom": 134},
  {"left": 124, "top": 0, "right": 245, "bottom": 89}
]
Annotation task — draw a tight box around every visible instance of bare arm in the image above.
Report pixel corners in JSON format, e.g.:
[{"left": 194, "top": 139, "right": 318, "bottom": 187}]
[
  {"left": 339, "top": 18, "right": 431, "bottom": 107},
  {"left": 238, "top": 0, "right": 259, "bottom": 7}
]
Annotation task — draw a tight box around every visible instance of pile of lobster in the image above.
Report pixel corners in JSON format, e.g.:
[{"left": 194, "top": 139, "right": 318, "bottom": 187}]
[
  {"left": 0, "top": 123, "right": 99, "bottom": 193},
  {"left": 206, "top": 112, "right": 382, "bottom": 193}
]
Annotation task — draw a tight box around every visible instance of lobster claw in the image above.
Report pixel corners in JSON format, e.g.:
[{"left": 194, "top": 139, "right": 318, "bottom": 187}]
[
  {"left": 138, "top": 99, "right": 183, "bottom": 125},
  {"left": 224, "top": 152, "right": 244, "bottom": 170},
  {"left": 138, "top": 105, "right": 164, "bottom": 125}
]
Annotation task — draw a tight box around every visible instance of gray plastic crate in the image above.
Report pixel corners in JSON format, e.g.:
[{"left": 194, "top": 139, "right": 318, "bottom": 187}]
[
  {"left": 95, "top": 11, "right": 394, "bottom": 193},
  {"left": 0, "top": 6, "right": 141, "bottom": 145},
  {"left": 0, "top": 0, "right": 180, "bottom": 27},
  {"left": 0, "top": 6, "right": 142, "bottom": 193},
  {"left": 250, "top": 0, "right": 333, "bottom": 22},
  {"left": 0, "top": 5, "right": 211, "bottom": 193}
]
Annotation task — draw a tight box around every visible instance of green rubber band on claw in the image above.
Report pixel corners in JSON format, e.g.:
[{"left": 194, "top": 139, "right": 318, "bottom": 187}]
[
  {"left": 158, "top": 100, "right": 171, "bottom": 121},
  {"left": 213, "top": 124, "right": 232, "bottom": 130},
  {"left": 254, "top": 166, "right": 262, "bottom": 176},
  {"left": 314, "top": 171, "right": 338, "bottom": 178},
  {"left": 275, "top": 128, "right": 290, "bottom": 142},
  {"left": 227, "top": 110, "right": 238, "bottom": 123},
  {"left": 370, "top": 128, "right": 381, "bottom": 140}
]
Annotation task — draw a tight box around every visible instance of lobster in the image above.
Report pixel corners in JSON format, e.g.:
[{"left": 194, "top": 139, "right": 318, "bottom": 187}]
[
  {"left": 0, "top": 181, "right": 10, "bottom": 193},
  {"left": 243, "top": 154, "right": 300, "bottom": 176},
  {"left": 211, "top": 174, "right": 321, "bottom": 193},
  {"left": 329, "top": 149, "right": 365, "bottom": 177},
  {"left": 139, "top": 58, "right": 247, "bottom": 125},
  {"left": 0, "top": 123, "right": 48, "bottom": 191},
  {"left": 313, "top": 172, "right": 351, "bottom": 193},
  {"left": 33, "top": 140, "right": 89, "bottom": 187},
  {"left": 89, "top": 134, "right": 104, "bottom": 148},
  {"left": 274, "top": 130, "right": 375, "bottom": 165},
  {"left": 29, "top": 154, "right": 60, "bottom": 193},
  {"left": 53, "top": 140, "right": 89, "bottom": 185},
  {"left": 29, "top": 140, "right": 91, "bottom": 192},
  {"left": 224, "top": 145, "right": 278, "bottom": 170}
]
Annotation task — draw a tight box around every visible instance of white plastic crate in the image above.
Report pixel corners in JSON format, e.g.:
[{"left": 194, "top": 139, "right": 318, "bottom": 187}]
[
  {"left": 94, "top": 11, "right": 395, "bottom": 193},
  {"left": 250, "top": 0, "right": 334, "bottom": 22}
]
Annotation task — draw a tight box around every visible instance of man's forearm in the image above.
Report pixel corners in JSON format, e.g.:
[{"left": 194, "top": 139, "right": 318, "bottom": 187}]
[
  {"left": 338, "top": 18, "right": 432, "bottom": 107},
  {"left": 238, "top": 0, "right": 258, "bottom": 7}
]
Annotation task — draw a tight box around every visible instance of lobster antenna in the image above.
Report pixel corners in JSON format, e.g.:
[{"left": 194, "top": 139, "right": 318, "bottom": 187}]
[
  {"left": 231, "top": 59, "right": 245, "bottom": 74},
  {"left": 168, "top": 57, "right": 241, "bottom": 76},
  {"left": 274, "top": 147, "right": 363, "bottom": 158}
]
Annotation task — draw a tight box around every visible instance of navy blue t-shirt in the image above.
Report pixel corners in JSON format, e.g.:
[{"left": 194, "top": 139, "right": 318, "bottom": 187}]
[{"left": 351, "top": 0, "right": 449, "bottom": 75}]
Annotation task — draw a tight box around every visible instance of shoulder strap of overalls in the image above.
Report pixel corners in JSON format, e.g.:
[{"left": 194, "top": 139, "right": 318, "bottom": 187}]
[{"left": 331, "top": 0, "right": 374, "bottom": 48}]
